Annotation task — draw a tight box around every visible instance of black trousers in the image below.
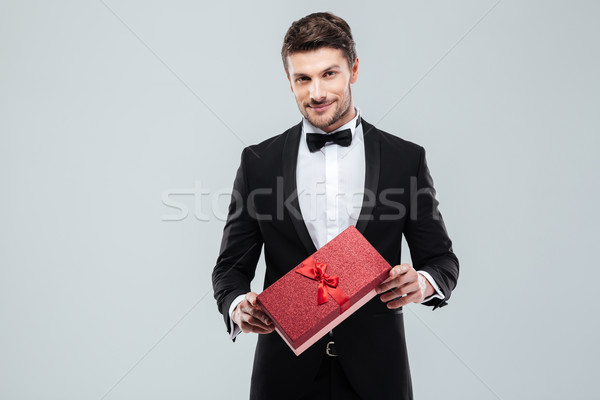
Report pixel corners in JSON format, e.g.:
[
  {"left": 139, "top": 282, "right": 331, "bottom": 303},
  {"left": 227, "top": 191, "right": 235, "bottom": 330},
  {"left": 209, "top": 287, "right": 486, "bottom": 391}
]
[{"left": 298, "top": 354, "right": 362, "bottom": 400}]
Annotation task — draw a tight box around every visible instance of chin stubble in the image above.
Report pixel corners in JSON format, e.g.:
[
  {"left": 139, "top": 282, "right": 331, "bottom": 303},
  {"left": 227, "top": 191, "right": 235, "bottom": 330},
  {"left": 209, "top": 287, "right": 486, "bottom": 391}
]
[{"left": 303, "top": 86, "right": 353, "bottom": 130}]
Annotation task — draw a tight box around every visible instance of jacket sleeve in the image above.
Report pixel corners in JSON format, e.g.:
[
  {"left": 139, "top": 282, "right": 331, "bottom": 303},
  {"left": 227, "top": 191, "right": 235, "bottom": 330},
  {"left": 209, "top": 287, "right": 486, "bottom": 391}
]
[
  {"left": 404, "top": 146, "right": 459, "bottom": 310},
  {"left": 212, "top": 147, "right": 264, "bottom": 337}
]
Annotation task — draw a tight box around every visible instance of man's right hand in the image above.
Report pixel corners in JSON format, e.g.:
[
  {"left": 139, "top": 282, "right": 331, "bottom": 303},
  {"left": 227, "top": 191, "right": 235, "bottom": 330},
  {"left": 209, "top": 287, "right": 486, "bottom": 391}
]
[{"left": 231, "top": 292, "right": 274, "bottom": 334}]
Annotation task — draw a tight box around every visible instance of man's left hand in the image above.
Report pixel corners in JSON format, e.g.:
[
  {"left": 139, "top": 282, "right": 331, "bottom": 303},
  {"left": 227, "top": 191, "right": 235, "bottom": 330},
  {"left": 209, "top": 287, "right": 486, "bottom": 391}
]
[{"left": 375, "top": 263, "right": 434, "bottom": 309}]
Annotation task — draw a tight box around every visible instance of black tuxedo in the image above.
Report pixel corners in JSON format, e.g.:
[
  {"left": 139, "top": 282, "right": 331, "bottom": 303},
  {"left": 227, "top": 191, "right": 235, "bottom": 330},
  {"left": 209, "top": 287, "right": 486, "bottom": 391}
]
[{"left": 212, "top": 118, "right": 459, "bottom": 400}]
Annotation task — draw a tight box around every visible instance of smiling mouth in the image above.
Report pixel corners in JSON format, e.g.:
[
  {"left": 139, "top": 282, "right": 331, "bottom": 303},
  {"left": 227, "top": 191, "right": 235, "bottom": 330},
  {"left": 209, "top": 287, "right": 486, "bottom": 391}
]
[{"left": 309, "top": 102, "right": 333, "bottom": 113}]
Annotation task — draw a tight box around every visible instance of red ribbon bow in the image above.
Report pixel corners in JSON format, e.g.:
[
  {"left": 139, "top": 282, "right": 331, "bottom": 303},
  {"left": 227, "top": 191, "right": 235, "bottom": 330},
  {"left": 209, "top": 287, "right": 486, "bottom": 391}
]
[{"left": 295, "top": 256, "right": 350, "bottom": 313}]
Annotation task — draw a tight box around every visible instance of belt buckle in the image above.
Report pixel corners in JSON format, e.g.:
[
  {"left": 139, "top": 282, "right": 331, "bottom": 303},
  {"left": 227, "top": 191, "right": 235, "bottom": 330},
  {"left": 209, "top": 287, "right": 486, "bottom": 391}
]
[{"left": 326, "top": 341, "right": 338, "bottom": 357}]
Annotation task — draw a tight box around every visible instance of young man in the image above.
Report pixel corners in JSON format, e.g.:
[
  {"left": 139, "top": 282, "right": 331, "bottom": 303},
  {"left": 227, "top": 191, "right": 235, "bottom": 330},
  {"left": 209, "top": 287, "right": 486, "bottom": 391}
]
[{"left": 212, "top": 12, "right": 459, "bottom": 400}]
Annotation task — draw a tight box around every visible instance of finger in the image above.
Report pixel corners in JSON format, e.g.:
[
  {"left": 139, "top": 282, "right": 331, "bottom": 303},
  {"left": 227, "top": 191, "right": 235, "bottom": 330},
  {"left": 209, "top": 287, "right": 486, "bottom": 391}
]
[
  {"left": 258, "top": 326, "right": 275, "bottom": 334},
  {"left": 245, "top": 292, "right": 258, "bottom": 306},
  {"left": 380, "top": 280, "right": 421, "bottom": 302},
  {"left": 239, "top": 307, "right": 272, "bottom": 328},
  {"left": 241, "top": 321, "right": 270, "bottom": 334},
  {"left": 245, "top": 315, "right": 272, "bottom": 331},
  {"left": 380, "top": 265, "right": 405, "bottom": 284},
  {"left": 243, "top": 323, "right": 275, "bottom": 334},
  {"left": 239, "top": 295, "right": 263, "bottom": 313},
  {"left": 377, "top": 273, "right": 415, "bottom": 295},
  {"left": 387, "top": 291, "right": 422, "bottom": 309},
  {"left": 376, "top": 277, "right": 399, "bottom": 294},
  {"left": 239, "top": 315, "right": 259, "bottom": 332},
  {"left": 238, "top": 300, "right": 255, "bottom": 315},
  {"left": 251, "top": 322, "right": 275, "bottom": 334},
  {"left": 248, "top": 308, "right": 273, "bottom": 326},
  {"left": 379, "top": 264, "right": 412, "bottom": 285},
  {"left": 386, "top": 295, "right": 406, "bottom": 309},
  {"left": 379, "top": 285, "right": 402, "bottom": 302},
  {"left": 379, "top": 283, "right": 412, "bottom": 303},
  {"left": 395, "top": 263, "right": 411, "bottom": 275}
]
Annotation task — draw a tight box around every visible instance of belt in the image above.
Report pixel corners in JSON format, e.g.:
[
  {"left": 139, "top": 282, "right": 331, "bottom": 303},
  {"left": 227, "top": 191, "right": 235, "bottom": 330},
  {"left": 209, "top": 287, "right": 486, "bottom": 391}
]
[{"left": 326, "top": 341, "right": 339, "bottom": 357}]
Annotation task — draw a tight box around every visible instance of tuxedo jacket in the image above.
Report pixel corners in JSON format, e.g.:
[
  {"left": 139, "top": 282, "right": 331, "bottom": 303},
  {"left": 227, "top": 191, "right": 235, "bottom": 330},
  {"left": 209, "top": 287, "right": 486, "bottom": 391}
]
[{"left": 212, "top": 118, "right": 459, "bottom": 400}]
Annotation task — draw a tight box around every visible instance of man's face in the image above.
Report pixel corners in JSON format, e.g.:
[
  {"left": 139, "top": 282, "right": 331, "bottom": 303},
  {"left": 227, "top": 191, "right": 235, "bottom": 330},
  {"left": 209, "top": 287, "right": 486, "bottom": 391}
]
[{"left": 286, "top": 47, "right": 359, "bottom": 132}]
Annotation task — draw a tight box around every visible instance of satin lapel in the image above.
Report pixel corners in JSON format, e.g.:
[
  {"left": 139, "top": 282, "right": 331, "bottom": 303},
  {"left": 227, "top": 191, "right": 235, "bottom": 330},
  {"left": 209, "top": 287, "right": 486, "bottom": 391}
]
[
  {"left": 355, "top": 118, "right": 381, "bottom": 234},
  {"left": 282, "top": 122, "right": 318, "bottom": 255}
]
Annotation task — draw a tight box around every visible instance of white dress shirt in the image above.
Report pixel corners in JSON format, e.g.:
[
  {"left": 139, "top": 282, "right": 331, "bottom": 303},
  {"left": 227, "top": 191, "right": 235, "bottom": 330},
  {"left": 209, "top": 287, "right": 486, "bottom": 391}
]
[{"left": 228, "top": 108, "right": 444, "bottom": 339}]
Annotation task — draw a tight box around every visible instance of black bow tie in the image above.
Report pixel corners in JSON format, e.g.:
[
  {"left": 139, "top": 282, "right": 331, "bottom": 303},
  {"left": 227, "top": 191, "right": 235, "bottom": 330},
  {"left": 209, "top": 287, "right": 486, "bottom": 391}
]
[
  {"left": 306, "top": 129, "right": 352, "bottom": 152},
  {"left": 305, "top": 116, "right": 362, "bottom": 153}
]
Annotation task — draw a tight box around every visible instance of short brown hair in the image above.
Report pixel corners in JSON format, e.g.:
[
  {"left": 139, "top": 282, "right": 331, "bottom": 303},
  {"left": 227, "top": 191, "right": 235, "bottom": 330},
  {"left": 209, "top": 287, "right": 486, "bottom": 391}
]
[{"left": 281, "top": 12, "right": 357, "bottom": 73}]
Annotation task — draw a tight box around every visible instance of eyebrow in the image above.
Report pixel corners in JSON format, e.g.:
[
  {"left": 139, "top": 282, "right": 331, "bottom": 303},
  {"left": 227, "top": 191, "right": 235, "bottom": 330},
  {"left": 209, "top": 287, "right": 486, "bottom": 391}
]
[{"left": 292, "top": 64, "right": 341, "bottom": 79}]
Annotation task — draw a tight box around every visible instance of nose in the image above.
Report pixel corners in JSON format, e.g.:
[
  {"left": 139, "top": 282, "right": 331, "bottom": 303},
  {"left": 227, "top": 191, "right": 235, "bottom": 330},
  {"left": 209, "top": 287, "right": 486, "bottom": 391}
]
[{"left": 309, "top": 79, "right": 326, "bottom": 103}]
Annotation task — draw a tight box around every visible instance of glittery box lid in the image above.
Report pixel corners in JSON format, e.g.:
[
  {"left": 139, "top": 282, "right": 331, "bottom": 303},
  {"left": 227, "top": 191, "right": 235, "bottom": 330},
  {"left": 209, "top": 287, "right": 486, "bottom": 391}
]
[{"left": 256, "top": 225, "right": 391, "bottom": 355}]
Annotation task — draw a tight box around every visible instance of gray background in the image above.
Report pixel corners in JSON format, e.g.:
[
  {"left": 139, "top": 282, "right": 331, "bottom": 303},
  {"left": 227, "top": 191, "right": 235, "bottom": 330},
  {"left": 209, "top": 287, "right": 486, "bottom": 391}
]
[{"left": 1, "top": 0, "right": 599, "bottom": 399}]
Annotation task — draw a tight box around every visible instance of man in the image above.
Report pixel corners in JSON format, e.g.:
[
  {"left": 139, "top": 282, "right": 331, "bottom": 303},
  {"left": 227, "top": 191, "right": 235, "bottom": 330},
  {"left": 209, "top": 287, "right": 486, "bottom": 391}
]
[{"left": 212, "top": 12, "right": 459, "bottom": 400}]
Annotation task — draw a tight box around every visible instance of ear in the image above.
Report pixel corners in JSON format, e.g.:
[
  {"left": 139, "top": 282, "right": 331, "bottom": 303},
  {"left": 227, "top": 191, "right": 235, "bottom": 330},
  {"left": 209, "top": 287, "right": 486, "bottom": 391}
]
[{"left": 350, "top": 57, "right": 359, "bottom": 84}]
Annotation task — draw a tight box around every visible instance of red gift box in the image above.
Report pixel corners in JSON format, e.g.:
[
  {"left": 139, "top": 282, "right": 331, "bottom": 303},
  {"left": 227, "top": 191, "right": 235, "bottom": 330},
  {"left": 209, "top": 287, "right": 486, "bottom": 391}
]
[{"left": 256, "top": 225, "right": 391, "bottom": 356}]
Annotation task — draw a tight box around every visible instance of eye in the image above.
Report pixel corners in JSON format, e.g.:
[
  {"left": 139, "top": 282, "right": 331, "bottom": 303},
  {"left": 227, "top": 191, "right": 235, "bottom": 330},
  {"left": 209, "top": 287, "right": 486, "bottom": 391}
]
[
  {"left": 296, "top": 76, "right": 309, "bottom": 83},
  {"left": 324, "top": 71, "right": 336, "bottom": 77}
]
